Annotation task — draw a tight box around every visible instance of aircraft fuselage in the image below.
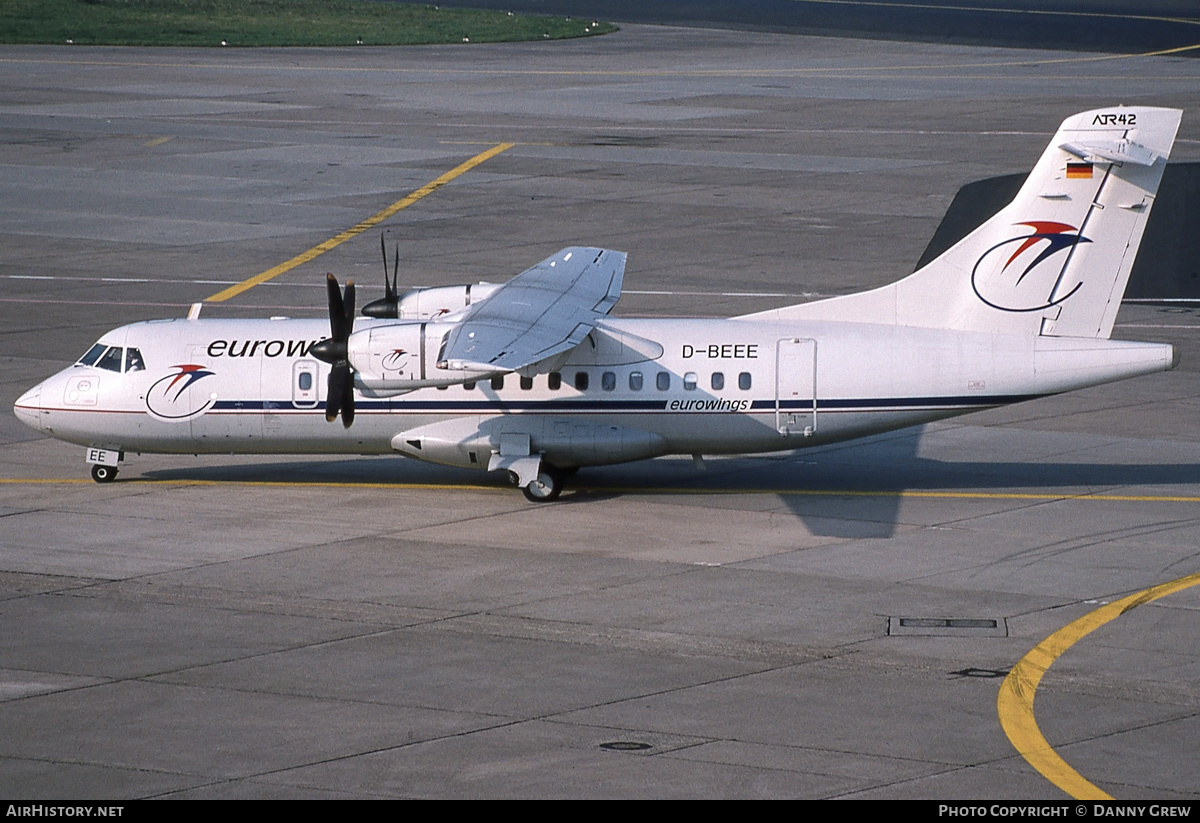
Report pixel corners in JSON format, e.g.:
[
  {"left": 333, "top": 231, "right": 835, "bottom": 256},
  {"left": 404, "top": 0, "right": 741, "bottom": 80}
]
[{"left": 15, "top": 316, "right": 1174, "bottom": 471}]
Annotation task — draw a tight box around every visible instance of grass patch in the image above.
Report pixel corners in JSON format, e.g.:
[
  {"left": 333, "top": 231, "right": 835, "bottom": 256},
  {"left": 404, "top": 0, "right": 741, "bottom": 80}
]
[{"left": 0, "top": 0, "right": 617, "bottom": 46}]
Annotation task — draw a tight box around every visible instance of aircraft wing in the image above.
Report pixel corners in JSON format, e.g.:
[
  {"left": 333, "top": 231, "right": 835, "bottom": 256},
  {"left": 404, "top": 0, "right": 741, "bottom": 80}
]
[{"left": 437, "top": 247, "right": 625, "bottom": 372}]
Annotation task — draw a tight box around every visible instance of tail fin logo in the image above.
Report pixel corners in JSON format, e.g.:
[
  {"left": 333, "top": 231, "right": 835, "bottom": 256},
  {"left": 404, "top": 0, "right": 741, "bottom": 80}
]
[{"left": 972, "top": 221, "right": 1091, "bottom": 313}]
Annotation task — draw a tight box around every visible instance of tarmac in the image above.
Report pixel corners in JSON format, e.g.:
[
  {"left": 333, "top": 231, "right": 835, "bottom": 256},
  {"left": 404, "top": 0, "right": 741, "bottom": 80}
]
[{"left": 2, "top": 26, "right": 1200, "bottom": 799}]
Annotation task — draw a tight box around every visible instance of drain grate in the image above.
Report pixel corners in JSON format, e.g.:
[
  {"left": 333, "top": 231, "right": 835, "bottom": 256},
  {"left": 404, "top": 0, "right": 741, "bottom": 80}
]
[
  {"left": 951, "top": 667, "right": 1010, "bottom": 678},
  {"left": 889, "top": 617, "right": 1007, "bottom": 637}
]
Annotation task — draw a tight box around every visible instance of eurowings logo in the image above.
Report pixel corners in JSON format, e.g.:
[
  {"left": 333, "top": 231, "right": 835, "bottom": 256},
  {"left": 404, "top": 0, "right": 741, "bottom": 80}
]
[
  {"left": 972, "top": 221, "right": 1092, "bottom": 313},
  {"left": 381, "top": 348, "right": 410, "bottom": 371},
  {"left": 146, "top": 364, "right": 216, "bottom": 420}
]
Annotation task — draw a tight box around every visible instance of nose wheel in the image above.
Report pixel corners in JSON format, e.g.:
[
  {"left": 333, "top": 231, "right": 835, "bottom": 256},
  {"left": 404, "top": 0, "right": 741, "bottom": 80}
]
[
  {"left": 521, "top": 464, "right": 564, "bottom": 502},
  {"left": 90, "top": 464, "right": 119, "bottom": 483}
]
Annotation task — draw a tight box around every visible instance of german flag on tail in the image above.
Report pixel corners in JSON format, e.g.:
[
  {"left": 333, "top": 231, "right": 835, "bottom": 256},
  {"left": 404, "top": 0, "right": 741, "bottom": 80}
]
[{"left": 1067, "top": 162, "right": 1093, "bottom": 179}]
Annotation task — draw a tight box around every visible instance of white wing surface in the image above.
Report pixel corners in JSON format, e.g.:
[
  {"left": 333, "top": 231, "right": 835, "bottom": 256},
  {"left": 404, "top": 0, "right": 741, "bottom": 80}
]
[{"left": 438, "top": 247, "right": 625, "bottom": 372}]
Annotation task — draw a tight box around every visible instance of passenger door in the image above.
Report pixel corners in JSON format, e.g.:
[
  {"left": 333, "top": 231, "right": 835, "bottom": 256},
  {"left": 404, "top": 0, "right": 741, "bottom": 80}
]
[{"left": 775, "top": 337, "right": 816, "bottom": 436}]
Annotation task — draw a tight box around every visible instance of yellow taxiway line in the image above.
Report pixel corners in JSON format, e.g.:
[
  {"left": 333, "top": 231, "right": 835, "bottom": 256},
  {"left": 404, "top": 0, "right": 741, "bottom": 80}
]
[
  {"left": 2, "top": 478, "right": 1200, "bottom": 504},
  {"left": 204, "top": 142, "right": 515, "bottom": 303},
  {"left": 997, "top": 571, "right": 1200, "bottom": 799}
]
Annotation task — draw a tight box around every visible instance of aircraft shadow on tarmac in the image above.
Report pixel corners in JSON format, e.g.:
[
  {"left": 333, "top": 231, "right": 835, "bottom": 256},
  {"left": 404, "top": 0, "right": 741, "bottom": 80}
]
[{"left": 140, "top": 429, "right": 1200, "bottom": 539}]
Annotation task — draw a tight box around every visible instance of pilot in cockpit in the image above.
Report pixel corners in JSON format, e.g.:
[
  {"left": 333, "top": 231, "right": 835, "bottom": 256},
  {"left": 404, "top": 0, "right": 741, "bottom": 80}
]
[{"left": 125, "top": 348, "right": 145, "bottom": 372}]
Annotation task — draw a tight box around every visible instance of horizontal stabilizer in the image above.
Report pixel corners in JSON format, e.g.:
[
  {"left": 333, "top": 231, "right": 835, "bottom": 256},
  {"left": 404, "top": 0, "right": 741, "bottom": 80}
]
[{"left": 1060, "top": 138, "right": 1158, "bottom": 167}]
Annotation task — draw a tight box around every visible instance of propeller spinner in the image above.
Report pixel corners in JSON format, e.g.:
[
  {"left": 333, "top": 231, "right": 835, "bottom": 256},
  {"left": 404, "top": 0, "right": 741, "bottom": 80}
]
[{"left": 311, "top": 273, "right": 356, "bottom": 428}]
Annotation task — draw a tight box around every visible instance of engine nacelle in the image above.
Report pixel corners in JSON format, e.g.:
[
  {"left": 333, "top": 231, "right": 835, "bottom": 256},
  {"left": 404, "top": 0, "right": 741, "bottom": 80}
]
[
  {"left": 397, "top": 283, "right": 501, "bottom": 320},
  {"left": 347, "top": 321, "right": 498, "bottom": 390}
]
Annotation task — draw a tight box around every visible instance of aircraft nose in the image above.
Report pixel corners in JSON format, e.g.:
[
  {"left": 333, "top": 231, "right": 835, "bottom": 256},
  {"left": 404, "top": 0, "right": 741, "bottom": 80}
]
[{"left": 13, "top": 385, "right": 43, "bottom": 432}]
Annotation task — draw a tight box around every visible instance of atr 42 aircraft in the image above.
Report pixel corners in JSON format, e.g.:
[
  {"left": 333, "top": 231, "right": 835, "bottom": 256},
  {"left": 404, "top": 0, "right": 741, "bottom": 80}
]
[{"left": 14, "top": 107, "right": 1183, "bottom": 501}]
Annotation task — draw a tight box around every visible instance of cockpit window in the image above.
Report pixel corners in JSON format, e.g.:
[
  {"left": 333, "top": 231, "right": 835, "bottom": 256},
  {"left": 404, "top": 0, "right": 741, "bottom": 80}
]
[
  {"left": 96, "top": 347, "right": 124, "bottom": 373},
  {"left": 125, "top": 348, "right": 145, "bottom": 372},
  {"left": 77, "top": 344, "right": 145, "bottom": 373},
  {"left": 77, "top": 343, "right": 107, "bottom": 367}
]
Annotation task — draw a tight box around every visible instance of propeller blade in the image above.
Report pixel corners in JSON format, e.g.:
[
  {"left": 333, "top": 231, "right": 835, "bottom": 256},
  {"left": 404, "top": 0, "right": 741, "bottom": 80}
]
[
  {"left": 340, "top": 369, "right": 355, "bottom": 428},
  {"left": 326, "top": 365, "right": 346, "bottom": 423},
  {"left": 381, "top": 233, "right": 388, "bottom": 288},
  {"left": 381, "top": 233, "right": 398, "bottom": 300},
  {"left": 327, "top": 273, "right": 347, "bottom": 342},
  {"left": 343, "top": 279, "right": 355, "bottom": 329},
  {"left": 392, "top": 245, "right": 399, "bottom": 299},
  {"left": 314, "top": 274, "right": 355, "bottom": 365}
]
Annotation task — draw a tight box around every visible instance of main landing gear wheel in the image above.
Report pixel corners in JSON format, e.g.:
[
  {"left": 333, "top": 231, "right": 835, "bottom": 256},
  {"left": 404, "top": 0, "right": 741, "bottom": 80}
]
[
  {"left": 521, "top": 465, "right": 564, "bottom": 502},
  {"left": 90, "top": 464, "right": 118, "bottom": 483}
]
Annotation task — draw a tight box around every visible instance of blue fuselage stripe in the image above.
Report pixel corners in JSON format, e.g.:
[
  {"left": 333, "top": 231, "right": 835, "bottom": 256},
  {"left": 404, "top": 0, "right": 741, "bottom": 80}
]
[{"left": 210, "top": 394, "right": 1043, "bottom": 413}]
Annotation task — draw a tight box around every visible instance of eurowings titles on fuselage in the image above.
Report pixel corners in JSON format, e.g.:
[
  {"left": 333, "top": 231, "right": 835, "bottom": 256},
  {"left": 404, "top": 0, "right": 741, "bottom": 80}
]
[{"left": 13, "top": 106, "right": 1183, "bottom": 500}]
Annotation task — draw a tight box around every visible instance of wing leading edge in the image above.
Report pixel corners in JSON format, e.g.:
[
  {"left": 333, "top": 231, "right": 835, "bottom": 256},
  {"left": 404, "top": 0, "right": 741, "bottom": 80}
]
[{"left": 437, "top": 246, "right": 625, "bottom": 373}]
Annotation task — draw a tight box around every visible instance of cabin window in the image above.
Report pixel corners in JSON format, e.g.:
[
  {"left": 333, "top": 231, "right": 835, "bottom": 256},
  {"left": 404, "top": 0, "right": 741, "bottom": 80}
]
[
  {"left": 491, "top": 375, "right": 504, "bottom": 390},
  {"left": 298, "top": 372, "right": 313, "bottom": 391},
  {"left": 711, "top": 372, "right": 725, "bottom": 390},
  {"left": 656, "top": 372, "right": 670, "bottom": 391},
  {"left": 124, "top": 348, "right": 145, "bottom": 372},
  {"left": 683, "top": 372, "right": 697, "bottom": 391},
  {"left": 739, "top": 372, "right": 752, "bottom": 390},
  {"left": 520, "top": 376, "right": 533, "bottom": 390},
  {"left": 574, "top": 371, "right": 589, "bottom": 391},
  {"left": 601, "top": 371, "right": 616, "bottom": 391},
  {"left": 77, "top": 343, "right": 106, "bottom": 367},
  {"left": 629, "top": 371, "right": 643, "bottom": 391},
  {"left": 548, "top": 372, "right": 562, "bottom": 390},
  {"left": 96, "top": 347, "right": 124, "bottom": 373},
  {"left": 463, "top": 381, "right": 476, "bottom": 391}
]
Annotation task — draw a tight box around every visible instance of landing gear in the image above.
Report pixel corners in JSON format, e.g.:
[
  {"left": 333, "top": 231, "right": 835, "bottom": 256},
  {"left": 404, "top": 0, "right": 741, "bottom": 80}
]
[
  {"left": 490, "top": 451, "right": 567, "bottom": 502},
  {"left": 90, "top": 464, "right": 118, "bottom": 483},
  {"left": 521, "top": 464, "right": 564, "bottom": 502},
  {"left": 85, "top": 446, "right": 123, "bottom": 483}
]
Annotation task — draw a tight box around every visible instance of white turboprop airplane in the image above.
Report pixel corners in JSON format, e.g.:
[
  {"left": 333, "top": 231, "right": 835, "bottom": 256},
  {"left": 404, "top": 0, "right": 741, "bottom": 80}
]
[{"left": 13, "top": 107, "right": 1183, "bottom": 501}]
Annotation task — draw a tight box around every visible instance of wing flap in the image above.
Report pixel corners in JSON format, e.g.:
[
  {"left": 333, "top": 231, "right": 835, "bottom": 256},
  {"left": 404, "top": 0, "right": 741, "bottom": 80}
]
[{"left": 438, "top": 247, "right": 626, "bottom": 372}]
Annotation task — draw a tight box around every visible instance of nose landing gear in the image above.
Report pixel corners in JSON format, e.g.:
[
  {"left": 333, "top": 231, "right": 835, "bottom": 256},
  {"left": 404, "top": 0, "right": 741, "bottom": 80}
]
[
  {"left": 85, "top": 446, "right": 123, "bottom": 483},
  {"left": 90, "top": 464, "right": 118, "bottom": 483}
]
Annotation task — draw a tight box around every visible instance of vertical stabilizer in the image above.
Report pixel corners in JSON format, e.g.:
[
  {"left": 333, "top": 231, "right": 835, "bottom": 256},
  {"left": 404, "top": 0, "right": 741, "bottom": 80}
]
[{"left": 745, "top": 107, "right": 1181, "bottom": 338}]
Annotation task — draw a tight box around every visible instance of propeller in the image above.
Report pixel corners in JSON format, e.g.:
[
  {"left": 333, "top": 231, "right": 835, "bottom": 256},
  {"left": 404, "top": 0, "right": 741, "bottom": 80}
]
[
  {"left": 311, "top": 273, "right": 356, "bottom": 428},
  {"left": 362, "top": 233, "right": 400, "bottom": 319}
]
